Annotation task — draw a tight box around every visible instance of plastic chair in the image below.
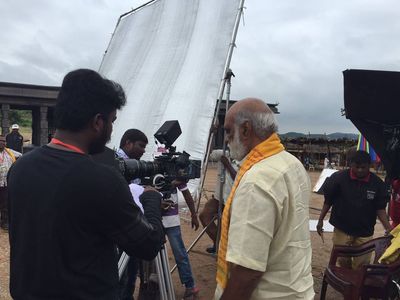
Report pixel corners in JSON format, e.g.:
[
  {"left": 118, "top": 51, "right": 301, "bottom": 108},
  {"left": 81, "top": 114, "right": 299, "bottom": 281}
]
[{"left": 320, "top": 236, "right": 400, "bottom": 299}]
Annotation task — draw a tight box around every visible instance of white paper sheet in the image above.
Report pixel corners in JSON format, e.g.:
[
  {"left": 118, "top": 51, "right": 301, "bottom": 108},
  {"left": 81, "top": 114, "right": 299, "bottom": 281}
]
[
  {"left": 309, "top": 219, "right": 334, "bottom": 232},
  {"left": 313, "top": 168, "right": 339, "bottom": 194}
]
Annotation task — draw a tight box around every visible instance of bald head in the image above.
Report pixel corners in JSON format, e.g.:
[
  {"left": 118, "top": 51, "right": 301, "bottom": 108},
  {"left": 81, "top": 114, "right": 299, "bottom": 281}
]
[
  {"left": 226, "top": 98, "right": 277, "bottom": 140},
  {"left": 228, "top": 98, "right": 272, "bottom": 116},
  {"left": 224, "top": 98, "right": 278, "bottom": 159}
]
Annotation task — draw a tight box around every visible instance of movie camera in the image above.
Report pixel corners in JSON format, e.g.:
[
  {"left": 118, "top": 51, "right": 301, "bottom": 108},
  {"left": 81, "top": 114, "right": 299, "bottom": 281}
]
[{"left": 117, "top": 120, "right": 201, "bottom": 191}]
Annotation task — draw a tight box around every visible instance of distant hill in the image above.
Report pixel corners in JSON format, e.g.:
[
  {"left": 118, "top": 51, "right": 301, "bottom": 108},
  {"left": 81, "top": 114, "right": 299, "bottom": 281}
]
[
  {"left": 280, "top": 132, "right": 358, "bottom": 140},
  {"left": 328, "top": 132, "right": 358, "bottom": 140},
  {"left": 281, "top": 132, "right": 305, "bottom": 139}
]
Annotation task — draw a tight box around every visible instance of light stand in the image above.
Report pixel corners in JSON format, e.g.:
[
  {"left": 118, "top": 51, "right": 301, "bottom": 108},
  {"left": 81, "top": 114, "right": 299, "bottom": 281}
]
[
  {"left": 215, "top": 69, "right": 234, "bottom": 253},
  {"left": 183, "top": 66, "right": 236, "bottom": 264},
  {"left": 196, "top": 0, "right": 246, "bottom": 208}
]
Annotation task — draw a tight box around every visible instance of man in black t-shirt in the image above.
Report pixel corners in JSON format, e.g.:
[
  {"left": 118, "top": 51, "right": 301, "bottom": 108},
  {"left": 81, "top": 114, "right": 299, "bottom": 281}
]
[
  {"left": 317, "top": 150, "right": 391, "bottom": 269},
  {"left": 8, "top": 69, "right": 165, "bottom": 300}
]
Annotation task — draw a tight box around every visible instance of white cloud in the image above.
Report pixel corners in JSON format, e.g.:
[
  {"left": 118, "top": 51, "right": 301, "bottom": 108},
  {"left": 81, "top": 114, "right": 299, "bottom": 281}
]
[
  {"left": 230, "top": 0, "right": 400, "bottom": 133},
  {"left": 1, "top": 0, "right": 399, "bottom": 133}
]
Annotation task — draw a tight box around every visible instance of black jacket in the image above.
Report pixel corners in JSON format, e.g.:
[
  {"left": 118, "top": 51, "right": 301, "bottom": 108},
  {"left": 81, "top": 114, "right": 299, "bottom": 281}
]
[
  {"left": 6, "top": 131, "right": 23, "bottom": 153},
  {"left": 8, "top": 146, "right": 164, "bottom": 300}
]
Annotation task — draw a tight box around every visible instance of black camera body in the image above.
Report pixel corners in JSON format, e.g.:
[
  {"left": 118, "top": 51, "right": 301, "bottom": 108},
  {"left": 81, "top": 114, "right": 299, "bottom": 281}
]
[
  {"left": 92, "top": 121, "right": 201, "bottom": 192},
  {"left": 117, "top": 150, "right": 201, "bottom": 189},
  {"left": 116, "top": 120, "right": 201, "bottom": 191}
]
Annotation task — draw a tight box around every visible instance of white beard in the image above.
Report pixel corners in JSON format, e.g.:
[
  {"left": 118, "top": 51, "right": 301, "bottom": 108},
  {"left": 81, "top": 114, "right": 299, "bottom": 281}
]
[{"left": 229, "top": 129, "right": 247, "bottom": 161}]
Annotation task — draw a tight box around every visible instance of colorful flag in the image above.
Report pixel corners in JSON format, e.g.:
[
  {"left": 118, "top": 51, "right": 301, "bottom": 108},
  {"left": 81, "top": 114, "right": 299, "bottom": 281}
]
[{"left": 357, "top": 134, "right": 380, "bottom": 162}]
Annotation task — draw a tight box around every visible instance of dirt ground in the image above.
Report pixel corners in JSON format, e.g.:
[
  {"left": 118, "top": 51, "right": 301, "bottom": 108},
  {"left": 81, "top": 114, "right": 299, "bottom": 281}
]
[{"left": 0, "top": 166, "right": 387, "bottom": 300}]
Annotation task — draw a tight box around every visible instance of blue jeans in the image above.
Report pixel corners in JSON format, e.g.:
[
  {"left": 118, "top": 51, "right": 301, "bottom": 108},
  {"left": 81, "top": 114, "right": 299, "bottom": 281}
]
[{"left": 165, "top": 226, "right": 195, "bottom": 288}]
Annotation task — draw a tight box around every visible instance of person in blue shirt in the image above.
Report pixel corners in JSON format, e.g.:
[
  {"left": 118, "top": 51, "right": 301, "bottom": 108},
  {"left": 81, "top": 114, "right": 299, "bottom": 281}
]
[{"left": 117, "top": 128, "right": 148, "bottom": 300}]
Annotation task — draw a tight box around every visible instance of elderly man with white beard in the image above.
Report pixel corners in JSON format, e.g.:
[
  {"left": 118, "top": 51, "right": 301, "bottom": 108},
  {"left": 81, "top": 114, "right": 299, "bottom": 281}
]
[{"left": 214, "top": 98, "right": 314, "bottom": 300}]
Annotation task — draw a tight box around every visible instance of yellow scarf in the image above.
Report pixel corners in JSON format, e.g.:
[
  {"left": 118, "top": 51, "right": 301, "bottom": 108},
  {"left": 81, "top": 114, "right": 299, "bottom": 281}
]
[
  {"left": 216, "top": 133, "right": 284, "bottom": 288},
  {"left": 4, "top": 148, "right": 16, "bottom": 162},
  {"left": 379, "top": 224, "right": 400, "bottom": 264}
]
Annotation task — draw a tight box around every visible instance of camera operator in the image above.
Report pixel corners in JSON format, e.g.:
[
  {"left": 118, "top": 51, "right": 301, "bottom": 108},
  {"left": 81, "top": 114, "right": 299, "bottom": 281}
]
[
  {"left": 7, "top": 69, "right": 164, "bottom": 300},
  {"left": 116, "top": 128, "right": 148, "bottom": 300}
]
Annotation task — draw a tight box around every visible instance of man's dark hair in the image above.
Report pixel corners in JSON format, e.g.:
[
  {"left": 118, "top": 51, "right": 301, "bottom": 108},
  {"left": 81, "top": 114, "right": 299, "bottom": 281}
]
[
  {"left": 350, "top": 150, "right": 371, "bottom": 165},
  {"left": 119, "top": 129, "right": 148, "bottom": 148},
  {"left": 54, "top": 69, "right": 126, "bottom": 131}
]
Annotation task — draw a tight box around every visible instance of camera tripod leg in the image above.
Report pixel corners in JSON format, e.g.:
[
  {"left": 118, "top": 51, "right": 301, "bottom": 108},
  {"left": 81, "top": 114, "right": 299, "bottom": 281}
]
[
  {"left": 157, "top": 246, "right": 177, "bottom": 300},
  {"left": 160, "top": 246, "right": 176, "bottom": 300},
  {"left": 119, "top": 248, "right": 176, "bottom": 299},
  {"left": 171, "top": 215, "right": 217, "bottom": 273},
  {"left": 118, "top": 252, "right": 130, "bottom": 280},
  {"left": 155, "top": 253, "right": 168, "bottom": 300}
]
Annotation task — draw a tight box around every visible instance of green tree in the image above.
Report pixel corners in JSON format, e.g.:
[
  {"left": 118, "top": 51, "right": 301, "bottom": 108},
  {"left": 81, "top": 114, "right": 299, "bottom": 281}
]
[{"left": 9, "top": 110, "right": 31, "bottom": 127}]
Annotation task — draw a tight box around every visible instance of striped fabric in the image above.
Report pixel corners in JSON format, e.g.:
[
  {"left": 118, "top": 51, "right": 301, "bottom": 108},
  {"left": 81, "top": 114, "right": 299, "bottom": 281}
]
[{"left": 357, "top": 134, "right": 380, "bottom": 162}]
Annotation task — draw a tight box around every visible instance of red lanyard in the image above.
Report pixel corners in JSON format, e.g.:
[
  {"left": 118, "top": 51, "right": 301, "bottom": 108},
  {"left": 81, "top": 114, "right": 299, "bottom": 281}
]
[{"left": 50, "top": 138, "right": 85, "bottom": 154}]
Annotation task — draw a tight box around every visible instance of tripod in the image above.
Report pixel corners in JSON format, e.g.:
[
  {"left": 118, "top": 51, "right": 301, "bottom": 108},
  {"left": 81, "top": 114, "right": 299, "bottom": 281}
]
[{"left": 118, "top": 245, "right": 176, "bottom": 300}]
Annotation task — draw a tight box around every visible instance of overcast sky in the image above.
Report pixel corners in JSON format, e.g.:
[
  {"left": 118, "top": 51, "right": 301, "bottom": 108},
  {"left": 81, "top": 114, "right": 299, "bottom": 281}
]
[{"left": 1, "top": 0, "right": 399, "bottom": 134}]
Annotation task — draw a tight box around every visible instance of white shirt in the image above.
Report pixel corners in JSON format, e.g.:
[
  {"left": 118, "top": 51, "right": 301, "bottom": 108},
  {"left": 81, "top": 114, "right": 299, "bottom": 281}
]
[
  {"left": 116, "top": 148, "right": 143, "bottom": 209},
  {"left": 129, "top": 184, "right": 144, "bottom": 213},
  {"left": 215, "top": 160, "right": 239, "bottom": 204},
  {"left": 161, "top": 184, "right": 188, "bottom": 228},
  {"left": 0, "top": 149, "right": 20, "bottom": 187},
  {"left": 116, "top": 148, "right": 129, "bottom": 159}
]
